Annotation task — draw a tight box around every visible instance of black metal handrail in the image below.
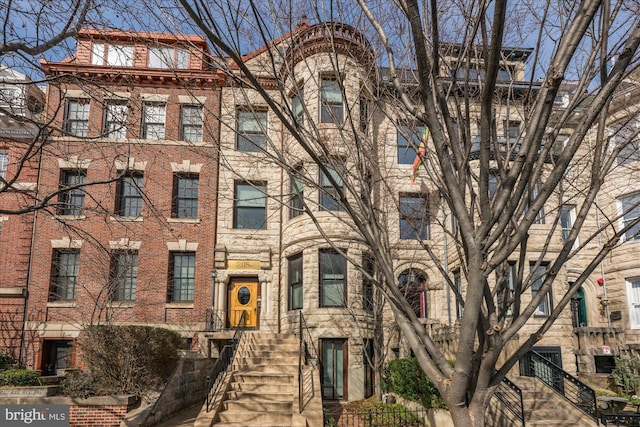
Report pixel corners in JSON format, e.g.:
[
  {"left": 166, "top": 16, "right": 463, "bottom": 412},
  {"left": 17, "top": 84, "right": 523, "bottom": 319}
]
[
  {"left": 493, "top": 375, "right": 525, "bottom": 426},
  {"left": 205, "top": 310, "right": 248, "bottom": 411},
  {"left": 298, "top": 311, "right": 319, "bottom": 413},
  {"left": 205, "top": 309, "right": 225, "bottom": 332},
  {"left": 521, "top": 350, "right": 597, "bottom": 421}
]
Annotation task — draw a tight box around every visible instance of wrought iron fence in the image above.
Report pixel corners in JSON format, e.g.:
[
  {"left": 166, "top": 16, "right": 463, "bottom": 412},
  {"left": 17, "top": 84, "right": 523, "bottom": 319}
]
[
  {"left": 324, "top": 405, "right": 428, "bottom": 426},
  {"left": 601, "top": 413, "right": 640, "bottom": 426},
  {"left": 521, "top": 350, "right": 597, "bottom": 421}
]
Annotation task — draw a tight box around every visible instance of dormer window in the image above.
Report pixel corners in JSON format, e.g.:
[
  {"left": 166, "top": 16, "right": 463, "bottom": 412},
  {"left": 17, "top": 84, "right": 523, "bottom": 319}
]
[
  {"left": 148, "top": 47, "right": 189, "bottom": 69},
  {"left": 91, "top": 43, "right": 133, "bottom": 67}
]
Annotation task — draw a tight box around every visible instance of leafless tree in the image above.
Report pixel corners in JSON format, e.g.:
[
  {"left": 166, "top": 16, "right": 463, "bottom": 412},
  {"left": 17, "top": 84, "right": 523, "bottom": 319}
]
[{"left": 175, "top": 0, "right": 640, "bottom": 424}]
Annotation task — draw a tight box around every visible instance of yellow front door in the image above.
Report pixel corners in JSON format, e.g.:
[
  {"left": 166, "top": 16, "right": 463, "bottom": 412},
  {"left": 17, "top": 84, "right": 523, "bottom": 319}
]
[{"left": 228, "top": 280, "right": 259, "bottom": 328}]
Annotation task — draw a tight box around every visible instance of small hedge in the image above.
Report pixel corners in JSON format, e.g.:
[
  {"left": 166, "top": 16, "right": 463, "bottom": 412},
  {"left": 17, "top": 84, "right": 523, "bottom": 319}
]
[
  {"left": 0, "top": 369, "right": 41, "bottom": 387},
  {"left": 382, "top": 358, "right": 446, "bottom": 409}
]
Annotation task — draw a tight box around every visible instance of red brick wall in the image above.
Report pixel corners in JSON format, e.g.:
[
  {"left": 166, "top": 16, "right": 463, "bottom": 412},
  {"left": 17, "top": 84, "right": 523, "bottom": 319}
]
[
  {"left": 0, "top": 137, "right": 40, "bottom": 360},
  {"left": 69, "top": 404, "right": 130, "bottom": 427}
]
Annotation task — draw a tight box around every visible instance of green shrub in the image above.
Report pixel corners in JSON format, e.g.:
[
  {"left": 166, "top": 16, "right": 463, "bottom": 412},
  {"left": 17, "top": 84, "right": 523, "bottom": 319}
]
[
  {"left": 612, "top": 354, "right": 640, "bottom": 396},
  {"left": 323, "top": 407, "right": 338, "bottom": 427},
  {"left": 79, "top": 325, "right": 183, "bottom": 396},
  {"left": 0, "top": 352, "right": 17, "bottom": 372},
  {"left": 60, "top": 370, "right": 98, "bottom": 398},
  {"left": 382, "top": 358, "right": 446, "bottom": 409},
  {"left": 0, "top": 369, "right": 41, "bottom": 387}
]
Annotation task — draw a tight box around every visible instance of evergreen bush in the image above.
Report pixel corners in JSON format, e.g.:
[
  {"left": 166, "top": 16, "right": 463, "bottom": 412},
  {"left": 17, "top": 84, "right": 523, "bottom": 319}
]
[
  {"left": 0, "top": 369, "right": 41, "bottom": 387},
  {"left": 382, "top": 358, "right": 447, "bottom": 409}
]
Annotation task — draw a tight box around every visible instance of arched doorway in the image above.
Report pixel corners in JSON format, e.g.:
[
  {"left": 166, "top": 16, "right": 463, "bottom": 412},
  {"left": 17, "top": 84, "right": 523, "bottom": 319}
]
[{"left": 398, "top": 269, "right": 428, "bottom": 318}]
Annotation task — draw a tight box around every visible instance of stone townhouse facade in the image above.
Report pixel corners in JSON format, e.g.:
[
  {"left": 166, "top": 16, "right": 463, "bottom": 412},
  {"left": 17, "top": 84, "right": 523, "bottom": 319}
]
[
  {"left": 2, "top": 19, "right": 640, "bottom": 402},
  {"left": 19, "top": 29, "right": 222, "bottom": 374}
]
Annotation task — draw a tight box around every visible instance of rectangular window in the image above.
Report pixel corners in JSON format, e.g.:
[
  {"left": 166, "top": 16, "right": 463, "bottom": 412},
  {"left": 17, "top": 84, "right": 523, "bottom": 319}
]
[
  {"left": 320, "top": 77, "right": 343, "bottom": 123},
  {"left": 110, "top": 251, "right": 138, "bottom": 301},
  {"left": 148, "top": 47, "right": 189, "bottom": 69},
  {"left": 103, "top": 101, "right": 128, "bottom": 139},
  {"left": 319, "top": 164, "right": 343, "bottom": 211},
  {"left": 496, "top": 262, "right": 516, "bottom": 316},
  {"left": 613, "top": 120, "right": 640, "bottom": 165},
  {"left": 619, "top": 193, "right": 640, "bottom": 241},
  {"left": 291, "top": 88, "right": 304, "bottom": 124},
  {"left": 116, "top": 173, "right": 144, "bottom": 217},
  {"left": 290, "top": 170, "right": 304, "bottom": 219},
  {"left": 0, "top": 148, "right": 7, "bottom": 179},
  {"left": 142, "top": 102, "right": 166, "bottom": 140},
  {"left": 363, "top": 254, "right": 374, "bottom": 312},
  {"left": 319, "top": 249, "right": 346, "bottom": 307},
  {"left": 234, "top": 182, "right": 266, "bottom": 229},
  {"left": 288, "top": 253, "right": 303, "bottom": 310},
  {"left": 172, "top": 174, "right": 199, "bottom": 218},
  {"left": 91, "top": 43, "right": 105, "bottom": 65},
  {"left": 560, "top": 205, "right": 576, "bottom": 243},
  {"left": 529, "top": 183, "right": 545, "bottom": 224},
  {"left": 531, "top": 262, "right": 551, "bottom": 316},
  {"left": 58, "top": 169, "right": 86, "bottom": 216},
  {"left": 106, "top": 44, "right": 133, "bottom": 66},
  {"left": 237, "top": 109, "right": 267, "bottom": 152},
  {"left": 399, "top": 193, "right": 429, "bottom": 240},
  {"left": 168, "top": 252, "right": 195, "bottom": 302},
  {"left": 504, "top": 120, "right": 521, "bottom": 139},
  {"left": 180, "top": 105, "right": 203, "bottom": 142},
  {"left": 64, "top": 99, "right": 89, "bottom": 137},
  {"left": 397, "top": 125, "right": 426, "bottom": 165},
  {"left": 626, "top": 278, "right": 640, "bottom": 328},
  {"left": 49, "top": 249, "right": 79, "bottom": 301}
]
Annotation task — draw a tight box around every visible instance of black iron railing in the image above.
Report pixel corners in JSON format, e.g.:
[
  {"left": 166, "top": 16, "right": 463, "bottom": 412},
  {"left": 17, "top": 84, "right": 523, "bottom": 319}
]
[
  {"left": 324, "top": 405, "right": 428, "bottom": 426},
  {"left": 493, "top": 375, "right": 525, "bottom": 426},
  {"left": 205, "top": 310, "right": 247, "bottom": 411},
  {"left": 298, "top": 311, "right": 319, "bottom": 413},
  {"left": 205, "top": 309, "right": 225, "bottom": 331},
  {"left": 521, "top": 350, "right": 597, "bottom": 421},
  {"left": 601, "top": 412, "right": 640, "bottom": 425}
]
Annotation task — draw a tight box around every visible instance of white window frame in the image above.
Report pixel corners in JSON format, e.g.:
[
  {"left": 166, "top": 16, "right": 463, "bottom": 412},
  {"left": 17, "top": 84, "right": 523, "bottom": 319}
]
[
  {"left": 560, "top": 205, "right": 578, "bottom": 248},
  {"left": 617, "top": 193, "right": 640, "bottom": 242},
  {"left": 0, "top": 148, "right": 7, "bottom": 179},
  {"left": 626, "top": 277, "right": 640, "bottom": 329},
  {"left": 142, "top": 102, "right": 166, "bottom": 140}
]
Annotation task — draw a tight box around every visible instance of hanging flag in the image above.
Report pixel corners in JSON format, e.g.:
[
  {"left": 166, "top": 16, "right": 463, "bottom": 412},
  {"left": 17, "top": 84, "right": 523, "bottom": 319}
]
[{"left": 411, "top": 127, "right": 429, "bottom": 184}]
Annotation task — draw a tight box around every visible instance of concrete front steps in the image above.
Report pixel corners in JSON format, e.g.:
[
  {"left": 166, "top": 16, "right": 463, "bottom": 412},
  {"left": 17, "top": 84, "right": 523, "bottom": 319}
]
[
  {"left": 517, "top": 377, "right": 598, "bottom": 427},
  {"left": 207, "top": 331, "right": 321, "bottom": 427}
]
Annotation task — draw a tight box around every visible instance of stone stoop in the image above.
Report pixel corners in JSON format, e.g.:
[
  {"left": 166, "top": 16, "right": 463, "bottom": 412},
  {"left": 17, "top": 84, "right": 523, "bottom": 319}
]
[
  {"left": 212, "top": 332, "right": 301, "bottom": 427},
  {"left": 517, "top": 377, "right": 598, "bottom": 427}
]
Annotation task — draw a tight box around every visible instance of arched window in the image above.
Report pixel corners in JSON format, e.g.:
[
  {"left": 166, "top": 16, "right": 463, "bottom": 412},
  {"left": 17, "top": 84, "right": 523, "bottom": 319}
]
[{"left": 398, "top": 269, "right": 427, "bottom": 318}]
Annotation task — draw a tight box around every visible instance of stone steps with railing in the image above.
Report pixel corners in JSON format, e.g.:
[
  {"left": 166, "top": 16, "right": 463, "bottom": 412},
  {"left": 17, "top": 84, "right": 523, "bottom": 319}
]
[{"left": 211, "top": 331, "right": 300, "bottom": 426}]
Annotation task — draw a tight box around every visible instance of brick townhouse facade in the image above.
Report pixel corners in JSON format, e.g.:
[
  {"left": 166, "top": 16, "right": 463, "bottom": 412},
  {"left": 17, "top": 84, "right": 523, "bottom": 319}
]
[
  {"left": 0, "top": 66, "right": 45, "bottom": 363},
  {"left": 20, "top": 29, "right": 222, "bottom": 373}
]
